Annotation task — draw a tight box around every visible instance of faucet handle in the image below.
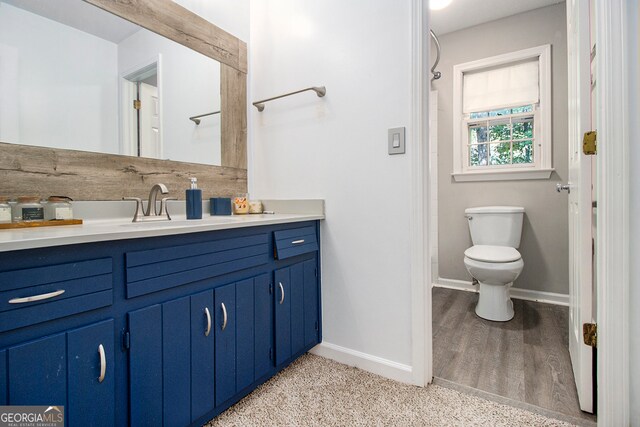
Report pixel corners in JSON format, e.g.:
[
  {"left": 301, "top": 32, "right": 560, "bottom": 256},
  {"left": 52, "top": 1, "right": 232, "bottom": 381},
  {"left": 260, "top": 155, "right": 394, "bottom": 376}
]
[
  {"left": 159, "top": 197, "right": 177, "bottom": 219},
  {"left": 123, "top": 197, "right": 144, "bottom": 222}
]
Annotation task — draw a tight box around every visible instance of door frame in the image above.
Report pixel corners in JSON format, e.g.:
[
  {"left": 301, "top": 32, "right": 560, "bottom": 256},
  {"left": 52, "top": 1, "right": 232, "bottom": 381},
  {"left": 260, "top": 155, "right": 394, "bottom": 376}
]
[
  {"left": 409, "top": 0, "right": 430, "bottom": 387},
  {"left": 411, "top": 0, "right": 634, "bottom": 420},
  {"left": 594, "top": 1, "right": 632, "bottom": 423},
  {"left": 119, "top": 55, "right": 163, "bottom": 158}
]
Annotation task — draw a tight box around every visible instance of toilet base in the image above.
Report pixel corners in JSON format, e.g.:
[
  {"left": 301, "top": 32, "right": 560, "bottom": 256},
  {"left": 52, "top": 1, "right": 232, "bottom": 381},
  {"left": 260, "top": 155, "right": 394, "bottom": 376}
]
[{"left": 475, "top": 282, "right": 514, "bottom": 321}]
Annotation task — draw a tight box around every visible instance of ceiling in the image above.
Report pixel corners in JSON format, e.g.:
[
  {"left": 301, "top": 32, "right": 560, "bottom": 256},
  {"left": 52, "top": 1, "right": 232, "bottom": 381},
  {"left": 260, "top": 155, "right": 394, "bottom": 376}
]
[
  {"left": 2, "top": 0, "right": 140, "bottom": 43},
  {"left": 430, "top": 0, "right": 564, "bottom": 36}
]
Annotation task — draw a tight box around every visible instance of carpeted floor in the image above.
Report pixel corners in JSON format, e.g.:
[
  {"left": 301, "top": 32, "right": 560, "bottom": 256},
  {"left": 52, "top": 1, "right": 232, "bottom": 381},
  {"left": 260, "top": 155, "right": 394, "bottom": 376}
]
[{"left": 206, "top": 354, "right": 575, "bottom": 426}]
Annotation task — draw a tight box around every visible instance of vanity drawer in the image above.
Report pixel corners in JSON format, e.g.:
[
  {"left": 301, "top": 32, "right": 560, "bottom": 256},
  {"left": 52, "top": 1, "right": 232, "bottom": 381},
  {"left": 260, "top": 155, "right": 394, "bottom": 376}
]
[
  {"left": 0, "top": 258, "right": 113, "bottom": 333},
  {"left": 125, "top": 233, "right": 269, "bottom": 298},
  {"left": 273, "top": 225, "right": 318, "bottom": 260}
]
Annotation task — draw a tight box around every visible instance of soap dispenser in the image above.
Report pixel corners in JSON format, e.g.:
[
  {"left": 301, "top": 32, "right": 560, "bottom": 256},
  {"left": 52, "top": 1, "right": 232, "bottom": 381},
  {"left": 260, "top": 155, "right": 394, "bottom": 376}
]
[{"left": 186, "top": 177, "right": 202, "bottom": 219}]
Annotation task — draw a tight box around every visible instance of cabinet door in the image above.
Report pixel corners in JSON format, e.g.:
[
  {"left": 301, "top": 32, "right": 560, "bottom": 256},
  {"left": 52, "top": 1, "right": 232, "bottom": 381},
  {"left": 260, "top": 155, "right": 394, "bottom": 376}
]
[
  {"left": 290, "top": 262, "right": 305, "bottom": 356},
  {"left": 5, "top": 320, "right": 116, "bottom": 426},
  {"left": 254, "top": 274, "right": 273, "bottom": 380},
  {"left": 274, "top": 267, "right": 291, "bottom": 365},
  {"left": 0, "top": 350, "right": 6, "bottom": 405},
  {"left": 163, "top": 297, "right": 191, "bottom": 427},
  {"left": 303, "top": 259, "right": 320, "bottom": 347},
  {"left": 129, "top": 305, "right": 163, "bottom": 427},
  {"left": 275, "top": 258, "right": 320, "bottom": 366},
  {"left": 67, "top": 319, "right": 115, "bottom": 427},
  {"left": 236, "top": 278, "right": 255, "bottom": 391},
  {"left": 130, "top": 293, "right": 215, "bottom": 426},
  {"left": 190, "top": 290, "right": 215, "bottom": 422},
  {"left": 214, "top": 284, "right": 236, "bottom": 407},
  {"left": 8, "top": 333, "right": 67, "bottom": 407}
]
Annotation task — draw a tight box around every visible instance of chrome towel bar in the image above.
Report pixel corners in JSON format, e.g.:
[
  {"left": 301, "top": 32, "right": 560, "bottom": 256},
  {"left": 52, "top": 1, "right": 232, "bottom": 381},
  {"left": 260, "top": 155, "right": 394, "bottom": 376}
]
[
  {"left": 430, "top": 30, "right": 442, "bottom": 81},
  {"left": 253, "top": 86, "right": 326, "bottom": 111},
  {"left": 189, "top": 110, "right": 220, "bottom": 125}
]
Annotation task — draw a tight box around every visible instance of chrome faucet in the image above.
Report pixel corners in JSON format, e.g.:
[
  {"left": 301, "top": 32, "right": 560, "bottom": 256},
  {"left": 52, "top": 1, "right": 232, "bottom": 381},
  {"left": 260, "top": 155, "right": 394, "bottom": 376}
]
[{"left": 124, "top": 183, "right": 176, "bottom": 222}]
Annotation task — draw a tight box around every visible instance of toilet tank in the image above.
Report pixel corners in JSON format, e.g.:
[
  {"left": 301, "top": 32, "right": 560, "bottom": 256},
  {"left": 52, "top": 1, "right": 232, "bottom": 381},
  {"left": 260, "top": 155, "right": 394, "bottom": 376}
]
[{"left": 465, "top": 206, "right": 525, "bottom": 248}]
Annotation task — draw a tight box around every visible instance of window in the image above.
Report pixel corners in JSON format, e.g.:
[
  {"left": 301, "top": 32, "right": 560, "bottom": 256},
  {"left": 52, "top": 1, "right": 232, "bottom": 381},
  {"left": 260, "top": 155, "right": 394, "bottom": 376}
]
[{"left": 452, "top": 45, "right": 553, "bottom": 181}]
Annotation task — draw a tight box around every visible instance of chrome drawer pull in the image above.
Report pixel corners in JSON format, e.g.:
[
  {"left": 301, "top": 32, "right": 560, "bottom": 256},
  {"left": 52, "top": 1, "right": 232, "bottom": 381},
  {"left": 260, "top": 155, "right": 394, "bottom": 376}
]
[
  {"left": 204, "top": 307, "right": 212, "bottom": 337},
  {"left": 291, "top": 239, "right": 305, "bottom": 245},
  {"left": 221, "top": 303, "right": 228, "bottom": 331},
  {"left": 98, "top": 344, "right": 106, "bottom": 383},
  {"left": 278, "top": 282, "right": 285, "bottom": 304},
  {"left": 8, "top": 289, "right": 65, "bottom": 304}
]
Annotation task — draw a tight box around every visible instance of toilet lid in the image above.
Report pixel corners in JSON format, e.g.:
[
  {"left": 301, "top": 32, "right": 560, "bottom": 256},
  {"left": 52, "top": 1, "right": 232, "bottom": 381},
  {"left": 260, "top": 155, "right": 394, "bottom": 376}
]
[{"left": 464, "top": 245, "right": 521, "bottom": 263}]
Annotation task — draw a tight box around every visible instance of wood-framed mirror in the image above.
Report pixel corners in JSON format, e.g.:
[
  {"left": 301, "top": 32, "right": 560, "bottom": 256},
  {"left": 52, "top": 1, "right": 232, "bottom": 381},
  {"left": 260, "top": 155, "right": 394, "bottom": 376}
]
[{"left": 0, "top": 0, "right": 247, "bottom": 200}]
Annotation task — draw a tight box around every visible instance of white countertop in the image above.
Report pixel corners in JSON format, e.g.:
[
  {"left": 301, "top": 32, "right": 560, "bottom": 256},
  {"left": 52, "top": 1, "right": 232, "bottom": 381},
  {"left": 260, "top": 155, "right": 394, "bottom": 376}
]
[{"left": 0, "top": 200, "right": 324, "bottom": 252}]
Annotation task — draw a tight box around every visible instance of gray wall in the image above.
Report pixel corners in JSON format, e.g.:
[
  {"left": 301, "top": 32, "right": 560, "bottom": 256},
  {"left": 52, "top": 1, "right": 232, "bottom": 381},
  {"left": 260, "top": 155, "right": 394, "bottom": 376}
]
[{"left": 434, "top": 3, "right": 569, "bottom": 294}]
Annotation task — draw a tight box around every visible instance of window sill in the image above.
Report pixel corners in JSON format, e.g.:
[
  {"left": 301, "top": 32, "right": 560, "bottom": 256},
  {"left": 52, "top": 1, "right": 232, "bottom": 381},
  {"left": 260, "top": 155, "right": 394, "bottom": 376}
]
[{"left": 452, "top": 168, "right": 554, "bottom": 182}]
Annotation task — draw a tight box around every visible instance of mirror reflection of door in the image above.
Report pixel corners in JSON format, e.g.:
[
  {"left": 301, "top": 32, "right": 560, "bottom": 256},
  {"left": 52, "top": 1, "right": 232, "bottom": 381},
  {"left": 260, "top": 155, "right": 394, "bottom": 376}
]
[
  {"left": 122, "top": 61, "right": 162, "bottom": 159},
  {"left": 139, "top": 82, "right": 160, "bottom": 158}
]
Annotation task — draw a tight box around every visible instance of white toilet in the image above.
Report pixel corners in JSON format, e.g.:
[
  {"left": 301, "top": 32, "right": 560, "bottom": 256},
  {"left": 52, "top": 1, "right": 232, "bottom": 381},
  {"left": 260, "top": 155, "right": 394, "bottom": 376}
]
[{"left": 463, "top": 206, "right": 525, "bottom": 321}]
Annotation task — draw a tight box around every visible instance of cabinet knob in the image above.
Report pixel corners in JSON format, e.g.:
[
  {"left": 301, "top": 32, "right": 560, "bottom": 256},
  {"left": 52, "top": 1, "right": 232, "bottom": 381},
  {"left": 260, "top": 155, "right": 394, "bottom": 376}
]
[
  {"left": 278, "top": 282, "right": 285, "bottom": 305},
  {"left": 204, "top": 307, "right": 212, "bottom": 337},
  {"left": 221, "top": 303, "right": 228, "bottom": 331},
  {"left": 98, "top": 344, "right": 106, "bottom": 383}
]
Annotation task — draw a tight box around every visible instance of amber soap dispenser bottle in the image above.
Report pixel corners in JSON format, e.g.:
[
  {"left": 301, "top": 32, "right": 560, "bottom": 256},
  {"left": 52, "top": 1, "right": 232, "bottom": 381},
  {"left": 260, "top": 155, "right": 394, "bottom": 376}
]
[{"left": 186, "top": 177, "right": 202, "bottom": 219}]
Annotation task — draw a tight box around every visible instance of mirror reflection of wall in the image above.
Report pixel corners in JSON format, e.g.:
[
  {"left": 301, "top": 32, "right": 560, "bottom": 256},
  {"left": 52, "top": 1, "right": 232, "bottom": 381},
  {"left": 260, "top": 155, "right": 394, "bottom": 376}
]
[{"left": 0, "top": 0, "right": 222, "bottom": 166}]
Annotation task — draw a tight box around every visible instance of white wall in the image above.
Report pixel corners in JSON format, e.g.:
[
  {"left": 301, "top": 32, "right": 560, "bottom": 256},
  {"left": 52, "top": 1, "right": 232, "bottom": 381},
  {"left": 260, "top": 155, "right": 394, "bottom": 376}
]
[
  {"left": 250, "top": 0, "right": 414, "bottom": 370},
  {"left": 628, "top": 0, "right": 639, "bottom": 424},
  {"left": 118, "top": 30, "right": 221, "bottom": 165},
  {"left": 0, "top": 3, "right": 119, "bottom": 153}
]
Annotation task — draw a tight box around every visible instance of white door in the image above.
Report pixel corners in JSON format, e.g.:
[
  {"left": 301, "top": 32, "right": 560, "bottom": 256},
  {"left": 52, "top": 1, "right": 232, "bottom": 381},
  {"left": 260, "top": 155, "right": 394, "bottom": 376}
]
[
  {"left": 566, "top": 0, "right": 594, "bottom": 413},
  {"left": 139, "top": 82, "right": 161, "bottom": 159}
]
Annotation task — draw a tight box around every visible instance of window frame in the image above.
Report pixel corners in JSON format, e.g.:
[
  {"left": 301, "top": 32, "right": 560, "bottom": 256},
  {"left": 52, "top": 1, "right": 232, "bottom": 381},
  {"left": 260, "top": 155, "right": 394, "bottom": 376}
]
[
  {"left": 452, "top": 44, "right": 553, "bottom": 182},
  {"left": 463, "top": 106, "right": 539, "bottom": 170}
]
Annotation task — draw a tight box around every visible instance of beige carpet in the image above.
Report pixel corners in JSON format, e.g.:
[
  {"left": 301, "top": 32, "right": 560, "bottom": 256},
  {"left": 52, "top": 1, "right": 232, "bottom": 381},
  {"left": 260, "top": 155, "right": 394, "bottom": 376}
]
[{"left": 206, "top": 354, "right": 575, "bottom": 427}]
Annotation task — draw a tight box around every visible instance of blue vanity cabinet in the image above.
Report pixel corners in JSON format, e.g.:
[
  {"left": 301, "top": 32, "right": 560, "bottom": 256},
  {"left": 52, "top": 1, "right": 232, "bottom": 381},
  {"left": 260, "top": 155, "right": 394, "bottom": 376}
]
[
  {"left": 3, "top": 319, "right": 115, "bottom": 427},
  {"left": 0, "top": 219, "right": 321, "bottom": 427},
  {"left": 214, "top": 274, "right": 273, "bottom": 408},
  {"left": 274, "top": 258, "right": 319, "bottom": 367},
  {"left": 128, "top": 291, "right": 215, "bottom": 427}
]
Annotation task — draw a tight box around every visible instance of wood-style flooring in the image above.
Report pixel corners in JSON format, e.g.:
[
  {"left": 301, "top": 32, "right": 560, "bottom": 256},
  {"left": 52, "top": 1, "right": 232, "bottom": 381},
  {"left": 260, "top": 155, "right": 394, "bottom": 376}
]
[{"left": 432, "top": 287, "right": 596, "bottom": 421}]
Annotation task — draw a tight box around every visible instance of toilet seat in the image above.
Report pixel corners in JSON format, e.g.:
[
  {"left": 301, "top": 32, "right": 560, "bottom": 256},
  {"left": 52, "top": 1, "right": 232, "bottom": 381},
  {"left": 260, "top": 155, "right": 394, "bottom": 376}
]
[{"left": 464, "top": 245, "right": 521, "bottom": 263}]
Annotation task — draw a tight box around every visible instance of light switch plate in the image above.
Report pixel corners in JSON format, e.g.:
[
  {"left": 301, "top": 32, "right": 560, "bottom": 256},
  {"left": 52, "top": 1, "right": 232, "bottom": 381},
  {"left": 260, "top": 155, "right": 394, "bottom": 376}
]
[{"left": 388, "top": 127, "right": 405, "bottom": 155}]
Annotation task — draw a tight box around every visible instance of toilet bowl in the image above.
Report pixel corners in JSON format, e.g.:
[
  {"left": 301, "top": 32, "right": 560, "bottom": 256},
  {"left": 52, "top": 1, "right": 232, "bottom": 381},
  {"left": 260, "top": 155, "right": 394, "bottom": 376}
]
[
  {"left": 464, "top": 245, "right": 524, "bottom": 321},
  {"left": 464, "top": 206, "right": 525, "bottom": 322}
]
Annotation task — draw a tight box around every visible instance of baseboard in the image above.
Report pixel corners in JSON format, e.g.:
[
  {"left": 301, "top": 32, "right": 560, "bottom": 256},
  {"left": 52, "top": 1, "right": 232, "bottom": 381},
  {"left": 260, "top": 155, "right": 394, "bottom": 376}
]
[
  {"left": 309, "top": 342, "right": 414, "bottom": 385},
  {"left": 434, "top": 277, "right": 569, "bottom": 306}
]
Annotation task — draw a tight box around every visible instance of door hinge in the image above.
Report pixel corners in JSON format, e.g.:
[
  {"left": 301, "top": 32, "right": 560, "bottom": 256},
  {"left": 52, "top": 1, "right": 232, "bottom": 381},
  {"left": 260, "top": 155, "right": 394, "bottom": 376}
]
[
  {"left": 269, "top": 348, "right": 273, "bottom": 360},
  {"left": 122, "top": 331, "right": 131, "bottom": 350},
  {"left": 583, "top": 131, "right": 597, "bottom": 155},
  {"left": 315, "top": 321, "right": 318, "bottom": 331},
  {"left": 269, "top": 283, "right": 273, "bottom": 294},
  {"left": 133, "top": 99, "right": 141, "bottom": 110},
  {"left": 583, "top": 323, "right": 597, "bottom": 347},
  {"left": 314, "top": 268, "right": 317, "bottom": 277}
]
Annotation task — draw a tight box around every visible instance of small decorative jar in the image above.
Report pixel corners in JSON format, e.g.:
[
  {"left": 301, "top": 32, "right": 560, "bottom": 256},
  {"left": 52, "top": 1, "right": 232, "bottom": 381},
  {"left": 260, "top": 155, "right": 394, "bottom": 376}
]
[
  {"left": 45, "top": 196, "right": 73, "bottom": 220},
  {"left": 0, "top": 197, "right": 11, "bottom": 223},
  {"left": 13, "top": 196, "right": 44, "bottom": 222},
  {"left": 248, "top": 200, "right": 263, "bottom": 214},
  {"left": 233, "top": 193, "right": 249, "bottom": 214}
]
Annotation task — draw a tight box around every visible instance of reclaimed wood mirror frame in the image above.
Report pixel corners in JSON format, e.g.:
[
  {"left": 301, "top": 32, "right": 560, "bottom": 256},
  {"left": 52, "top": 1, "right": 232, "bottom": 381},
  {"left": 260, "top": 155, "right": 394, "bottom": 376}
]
[{"left": 0, "top": 0, "right": 247, "bottom": 200}]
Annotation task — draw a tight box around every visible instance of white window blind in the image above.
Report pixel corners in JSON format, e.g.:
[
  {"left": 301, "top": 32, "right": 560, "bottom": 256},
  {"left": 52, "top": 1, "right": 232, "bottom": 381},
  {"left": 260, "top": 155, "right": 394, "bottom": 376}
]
[{"left": 463, "top": 59, "right": 539, "bottom": 113}]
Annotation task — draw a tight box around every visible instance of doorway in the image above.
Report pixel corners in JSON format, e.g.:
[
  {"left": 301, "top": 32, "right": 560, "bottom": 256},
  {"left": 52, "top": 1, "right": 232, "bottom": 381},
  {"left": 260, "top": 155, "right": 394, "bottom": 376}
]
[
  {"left": 121, "top": 59, "right": 163, "bottom": 159},
  {"left": 426, "top": 1, "right": 596, "bottom": 423}
]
